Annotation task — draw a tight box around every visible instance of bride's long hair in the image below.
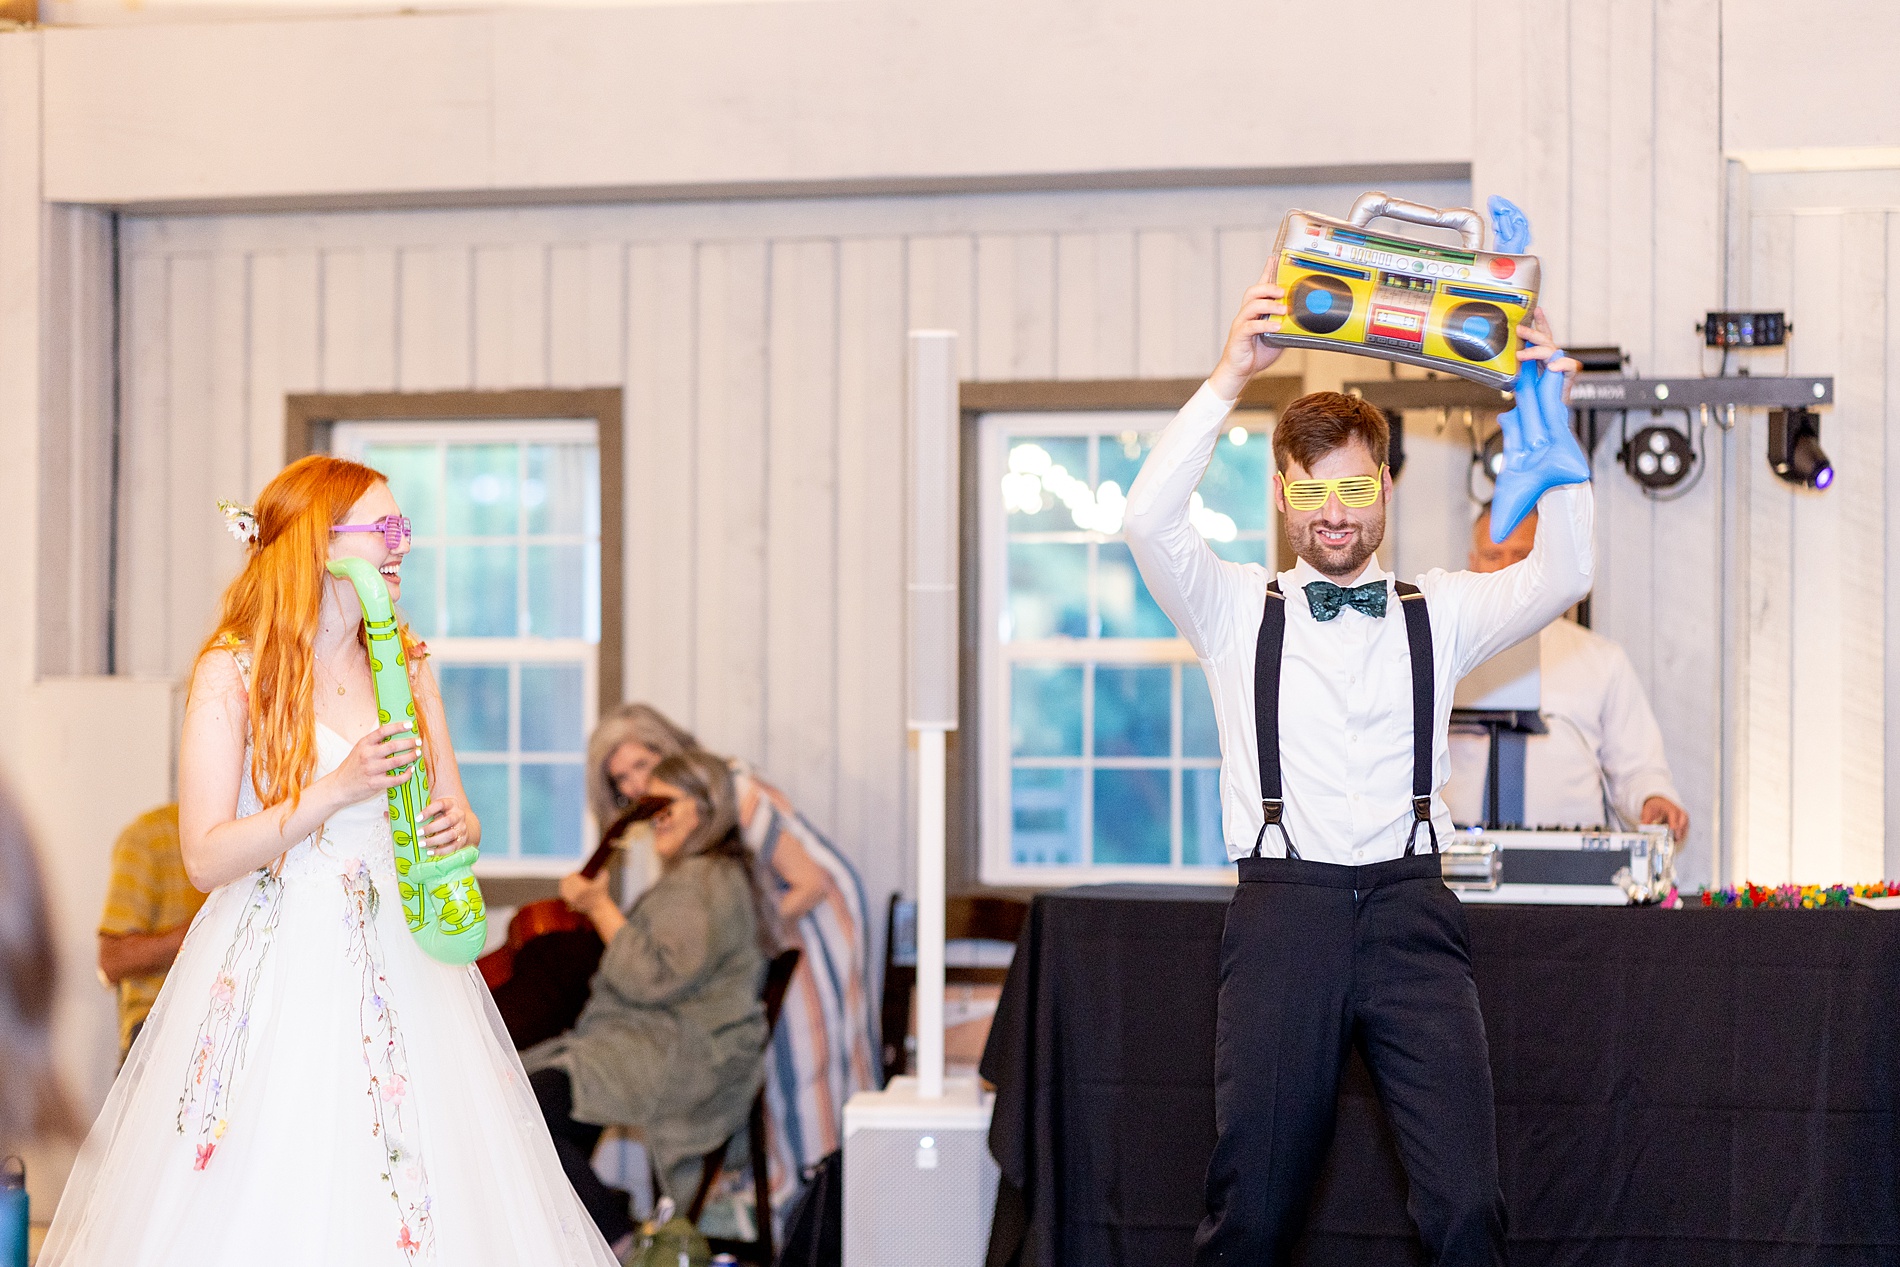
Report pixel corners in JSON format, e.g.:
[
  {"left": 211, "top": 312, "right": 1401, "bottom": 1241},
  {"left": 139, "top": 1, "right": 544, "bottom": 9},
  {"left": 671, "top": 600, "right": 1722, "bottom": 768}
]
[{"left": 196, "top": 454, "right": 433, "bottom": 810}]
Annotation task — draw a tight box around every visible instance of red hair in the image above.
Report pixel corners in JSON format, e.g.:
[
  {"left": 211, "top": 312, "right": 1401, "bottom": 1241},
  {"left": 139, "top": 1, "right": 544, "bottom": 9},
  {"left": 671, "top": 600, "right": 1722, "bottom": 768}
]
[{"left": 197, "top": 455, "right": 432, "bottom": 811}]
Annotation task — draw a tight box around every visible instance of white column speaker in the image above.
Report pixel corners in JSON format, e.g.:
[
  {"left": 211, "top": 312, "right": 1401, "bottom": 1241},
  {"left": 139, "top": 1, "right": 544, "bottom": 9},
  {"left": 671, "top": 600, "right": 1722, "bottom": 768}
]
[
  {"left": 906, "top": 329, "right": 958, "bottom": 1101},
  {"left": 907, "top": 330, "right": 959, "bottom": 731}
]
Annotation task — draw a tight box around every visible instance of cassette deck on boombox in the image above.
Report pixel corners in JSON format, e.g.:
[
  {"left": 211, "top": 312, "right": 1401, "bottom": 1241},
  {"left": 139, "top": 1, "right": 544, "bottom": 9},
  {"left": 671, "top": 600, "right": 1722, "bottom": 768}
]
[{"left": 1264, "top": 193, "right": 1542, "bottom": 389}]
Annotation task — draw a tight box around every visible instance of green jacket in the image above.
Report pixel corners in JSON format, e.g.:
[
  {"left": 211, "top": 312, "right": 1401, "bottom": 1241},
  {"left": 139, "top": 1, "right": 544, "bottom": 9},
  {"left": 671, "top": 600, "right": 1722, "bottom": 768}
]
[{"left": 524, "top": 853, "right": 766, "bottom": 1172}]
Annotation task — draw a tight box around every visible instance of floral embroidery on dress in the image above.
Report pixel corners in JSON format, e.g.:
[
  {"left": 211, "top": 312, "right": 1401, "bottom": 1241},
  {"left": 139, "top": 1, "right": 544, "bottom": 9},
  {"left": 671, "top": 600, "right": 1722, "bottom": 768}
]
[
  {"left": 342, "top": 858, "right": 436, "bottom": 1262},
  {"left": 176, "top": 869, "right": 285, "bottom": 1167}
]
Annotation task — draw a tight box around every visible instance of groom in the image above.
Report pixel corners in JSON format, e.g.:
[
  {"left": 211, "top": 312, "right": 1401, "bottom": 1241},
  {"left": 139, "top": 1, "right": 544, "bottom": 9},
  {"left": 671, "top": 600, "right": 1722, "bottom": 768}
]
[{"left": 1124, "top": 260, "right": 1593, "bottom": 1264}]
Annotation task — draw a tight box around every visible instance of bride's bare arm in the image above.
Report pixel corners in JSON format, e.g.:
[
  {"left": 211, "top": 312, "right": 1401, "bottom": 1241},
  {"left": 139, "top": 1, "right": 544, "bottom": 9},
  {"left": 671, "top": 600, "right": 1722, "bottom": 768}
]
[{"left": 178, "top": 650, "right": 421, "bottom": 891}]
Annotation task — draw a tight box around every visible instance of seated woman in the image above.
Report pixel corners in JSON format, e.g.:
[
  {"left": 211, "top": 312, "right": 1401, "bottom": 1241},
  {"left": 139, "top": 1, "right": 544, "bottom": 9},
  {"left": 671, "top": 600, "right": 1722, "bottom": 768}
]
[
  {"left": 522, "top": 749, "right": 772, "bottom": 1256},
  {"left": 586, "top": 705, "right": 880, "bottom": 1206}
]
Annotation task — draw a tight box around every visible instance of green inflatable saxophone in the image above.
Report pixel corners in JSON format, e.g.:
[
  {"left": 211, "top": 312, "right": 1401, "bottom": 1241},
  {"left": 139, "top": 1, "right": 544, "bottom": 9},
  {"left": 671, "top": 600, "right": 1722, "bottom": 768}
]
[{"left": 328, "top": 556, "right": 488, "bottom": 965}]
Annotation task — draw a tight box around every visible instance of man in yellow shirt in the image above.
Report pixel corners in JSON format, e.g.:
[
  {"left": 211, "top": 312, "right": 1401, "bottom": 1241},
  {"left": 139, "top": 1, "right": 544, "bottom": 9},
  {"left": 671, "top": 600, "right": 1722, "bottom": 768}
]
[{"left": 97, "top": 804, "right": 206, "bottom": 1060}]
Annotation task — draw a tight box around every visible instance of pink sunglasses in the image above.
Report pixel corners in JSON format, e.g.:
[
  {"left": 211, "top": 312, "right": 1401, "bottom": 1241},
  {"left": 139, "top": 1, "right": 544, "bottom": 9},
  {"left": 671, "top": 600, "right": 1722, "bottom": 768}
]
[{"left": 331, "top": 515, "right": 412, "bottom": 551}]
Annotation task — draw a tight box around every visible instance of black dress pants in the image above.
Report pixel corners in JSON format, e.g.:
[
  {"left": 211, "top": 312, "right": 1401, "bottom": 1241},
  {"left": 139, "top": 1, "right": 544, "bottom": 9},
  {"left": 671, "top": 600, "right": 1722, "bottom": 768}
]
[
  {"left": 1193, "top": 852, "right": 1506, "bottom": 1267},
  {"left": 530, "top": 1067, "right": 637, "bottom": 1245}
]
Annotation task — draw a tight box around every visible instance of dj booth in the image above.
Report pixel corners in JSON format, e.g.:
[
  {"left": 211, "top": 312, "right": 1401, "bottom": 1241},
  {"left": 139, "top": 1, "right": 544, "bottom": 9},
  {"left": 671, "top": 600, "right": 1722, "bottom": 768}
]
[{"left": 980, "top": 886, "right": 1900, "bottom": 1267}]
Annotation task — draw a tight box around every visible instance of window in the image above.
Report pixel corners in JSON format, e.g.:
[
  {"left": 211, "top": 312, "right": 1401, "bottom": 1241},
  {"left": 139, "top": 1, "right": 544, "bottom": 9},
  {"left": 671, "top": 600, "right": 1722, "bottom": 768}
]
[
  {"left": 333, "top": 420, "right": 601, "bottom": 875},
  {"left": 978, "top": 409, "right": 1275, "bottom": 885}
]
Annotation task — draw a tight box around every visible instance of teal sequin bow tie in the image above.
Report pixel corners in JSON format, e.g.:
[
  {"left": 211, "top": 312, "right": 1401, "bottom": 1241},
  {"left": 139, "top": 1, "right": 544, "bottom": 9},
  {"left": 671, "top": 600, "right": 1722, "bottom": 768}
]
[{"left": 1304, "top": 579, "right": 1388, "bottom": 622}]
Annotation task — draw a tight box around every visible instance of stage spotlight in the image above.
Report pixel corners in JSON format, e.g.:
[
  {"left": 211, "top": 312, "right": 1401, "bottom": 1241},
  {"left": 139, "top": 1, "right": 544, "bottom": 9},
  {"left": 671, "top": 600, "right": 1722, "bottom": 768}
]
[
  {"left": 1619, "top": 424, "right": 1694, "bottom": 491},
  {"left": 1479, "top": 428, "right": 1506, "bottom": 482},
  {"left": 1768, "top": 408, "right": 1833, "bottom": 490}
]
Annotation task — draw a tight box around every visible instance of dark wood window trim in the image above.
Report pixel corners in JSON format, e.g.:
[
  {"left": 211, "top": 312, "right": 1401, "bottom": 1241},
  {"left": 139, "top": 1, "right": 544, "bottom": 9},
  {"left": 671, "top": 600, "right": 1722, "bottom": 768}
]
[
  {"left": 286, "top": 388, "right": 625, "bottom": 714},
  {"left": 950, "top": 376, "right": 1302, "bottom": 894}
]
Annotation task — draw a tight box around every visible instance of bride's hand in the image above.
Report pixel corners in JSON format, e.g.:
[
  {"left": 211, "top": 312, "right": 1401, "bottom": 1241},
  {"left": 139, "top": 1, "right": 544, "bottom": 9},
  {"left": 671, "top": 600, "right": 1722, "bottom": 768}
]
[
  {"left": 329, "top": 721, "right": 421, "bottom": 805},
  {"left": 420, "top": 797, "right": 471, "bottom": 858}
]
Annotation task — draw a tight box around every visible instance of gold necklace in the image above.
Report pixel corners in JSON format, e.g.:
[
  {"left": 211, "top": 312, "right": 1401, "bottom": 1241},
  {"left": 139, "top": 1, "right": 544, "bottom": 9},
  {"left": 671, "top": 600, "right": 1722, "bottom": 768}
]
[{"left": 314, "top": 653, "right": 347, "bottom": 697}]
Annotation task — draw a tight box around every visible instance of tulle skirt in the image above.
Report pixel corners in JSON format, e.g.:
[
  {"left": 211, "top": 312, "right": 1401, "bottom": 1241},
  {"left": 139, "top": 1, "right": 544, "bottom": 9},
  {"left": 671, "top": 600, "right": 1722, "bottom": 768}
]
[{"left": 38, "top": 852, "right": 618, "bottom": 1267}]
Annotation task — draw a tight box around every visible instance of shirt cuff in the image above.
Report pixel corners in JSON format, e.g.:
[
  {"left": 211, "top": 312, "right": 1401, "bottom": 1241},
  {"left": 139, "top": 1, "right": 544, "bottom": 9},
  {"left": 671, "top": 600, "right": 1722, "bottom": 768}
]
[{"left": 1201, "top": 378, "right": 1241, "bottom": 409}]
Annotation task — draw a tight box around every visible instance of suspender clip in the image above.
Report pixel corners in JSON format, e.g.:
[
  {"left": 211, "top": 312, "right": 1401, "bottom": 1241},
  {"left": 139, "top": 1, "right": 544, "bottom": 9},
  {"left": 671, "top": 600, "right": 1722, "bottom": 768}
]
[
  {"left": 1412, "top": 795, "right": 1432, "bottom": 822},
  {"left": 1261, "top": 798, "right": 1285, "bottom": 824}
]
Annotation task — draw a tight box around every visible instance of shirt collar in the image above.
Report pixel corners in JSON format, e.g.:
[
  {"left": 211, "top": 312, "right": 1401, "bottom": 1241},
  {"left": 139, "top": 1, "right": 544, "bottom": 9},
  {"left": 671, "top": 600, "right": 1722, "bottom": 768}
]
[{"left": 1287, "top": 554, "right": 1391, "bottom": 591}]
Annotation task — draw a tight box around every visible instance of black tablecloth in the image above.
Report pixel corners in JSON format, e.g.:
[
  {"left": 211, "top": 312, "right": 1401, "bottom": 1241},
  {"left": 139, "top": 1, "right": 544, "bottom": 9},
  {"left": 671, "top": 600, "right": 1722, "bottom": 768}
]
[{"left": 980, "top": 887, "right": 1900, "bottom": 1267}]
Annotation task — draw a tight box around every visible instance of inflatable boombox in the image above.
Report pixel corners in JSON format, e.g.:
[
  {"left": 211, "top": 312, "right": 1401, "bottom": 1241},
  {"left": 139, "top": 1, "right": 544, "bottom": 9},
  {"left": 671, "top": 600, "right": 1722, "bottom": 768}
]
[{"left": 1264, "top": 192, "right": 1541, "bottom": 389}]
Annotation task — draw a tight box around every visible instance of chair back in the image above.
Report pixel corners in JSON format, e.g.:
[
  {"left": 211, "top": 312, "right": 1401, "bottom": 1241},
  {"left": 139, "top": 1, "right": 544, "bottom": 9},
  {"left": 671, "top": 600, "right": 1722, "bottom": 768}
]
[
  {"left": 762, "top": 947, "right": 802, "bottom": 1033},
  {"left": 879, "top": 893, "right": 1030, "bottom": 1081}
]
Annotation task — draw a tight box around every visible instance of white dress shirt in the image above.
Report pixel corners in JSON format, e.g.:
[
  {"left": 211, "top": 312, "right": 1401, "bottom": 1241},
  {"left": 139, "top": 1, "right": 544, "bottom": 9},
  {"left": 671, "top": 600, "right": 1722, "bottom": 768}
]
[
  {"left": 1444, "top": 617, "right": 1681, "bottom": 830},
  {"left": 1124, "top": 382, "right": 1596, "bottom": 865}
]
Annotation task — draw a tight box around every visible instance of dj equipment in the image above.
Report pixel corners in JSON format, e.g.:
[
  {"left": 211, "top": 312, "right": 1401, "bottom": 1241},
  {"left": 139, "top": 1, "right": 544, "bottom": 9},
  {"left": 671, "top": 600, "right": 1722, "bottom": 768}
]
[
  {"left": 1701, "top": 310, "right": 1786, "bottom": 348},
  {"left": 1265, "top": 192, "right": 1541, "bottom": 388},
  {"left": 843, "top": 1076, "right": 996, "bottom": 1267},
  {"left": 1443, "top": 826, "right": 1675, "bottom": 905}
]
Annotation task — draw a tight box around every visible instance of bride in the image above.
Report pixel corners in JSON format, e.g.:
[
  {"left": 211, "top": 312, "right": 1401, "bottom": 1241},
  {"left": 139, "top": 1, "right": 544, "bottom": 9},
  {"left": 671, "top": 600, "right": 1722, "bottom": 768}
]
[{"left": 39, "top": 456, "right": 618, "bottom": 1266}]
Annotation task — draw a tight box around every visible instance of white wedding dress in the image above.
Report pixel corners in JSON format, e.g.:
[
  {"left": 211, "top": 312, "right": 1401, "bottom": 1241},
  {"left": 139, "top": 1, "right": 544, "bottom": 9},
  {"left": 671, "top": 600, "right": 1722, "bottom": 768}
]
[{"left": 40, "top": 722, "right": 619, "bottom": 1266}]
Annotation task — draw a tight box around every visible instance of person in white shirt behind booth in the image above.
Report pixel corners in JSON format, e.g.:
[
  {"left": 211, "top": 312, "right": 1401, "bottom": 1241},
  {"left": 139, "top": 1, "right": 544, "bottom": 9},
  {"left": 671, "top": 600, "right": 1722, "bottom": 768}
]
[
  {"left": 1444, "top": 503, "right": 1690, "bottom": 843},
  {"left": 1125, "top": 258, "right": 1591, "bottom": 1266}
]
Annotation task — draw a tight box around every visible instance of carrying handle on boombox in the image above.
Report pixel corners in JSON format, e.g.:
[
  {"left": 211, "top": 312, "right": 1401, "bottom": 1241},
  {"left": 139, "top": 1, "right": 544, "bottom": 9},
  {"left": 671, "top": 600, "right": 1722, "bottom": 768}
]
[{"left": 1347, "top": 192, "right": 1487, "bottom": 251}]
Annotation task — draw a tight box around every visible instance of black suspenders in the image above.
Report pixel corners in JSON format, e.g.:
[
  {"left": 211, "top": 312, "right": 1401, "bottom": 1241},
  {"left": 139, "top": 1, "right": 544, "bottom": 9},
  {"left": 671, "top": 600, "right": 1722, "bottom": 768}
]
[{"left": 1251, "top": 579, "right": 1439, "bottom": 860}]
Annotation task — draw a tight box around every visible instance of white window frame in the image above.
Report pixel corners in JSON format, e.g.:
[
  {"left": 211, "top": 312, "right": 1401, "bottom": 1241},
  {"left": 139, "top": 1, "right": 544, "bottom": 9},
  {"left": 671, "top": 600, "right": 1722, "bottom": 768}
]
[
  {"left": 332, "top": 418, "right": 601, "bottom": 878},
  {"left": 978, "top": 409, "right": 1274, "bottom": 888}
]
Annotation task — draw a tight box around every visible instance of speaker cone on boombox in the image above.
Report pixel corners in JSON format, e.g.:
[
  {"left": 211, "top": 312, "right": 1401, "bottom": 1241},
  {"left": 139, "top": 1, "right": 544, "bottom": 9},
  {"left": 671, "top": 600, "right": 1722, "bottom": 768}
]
[
  {"left": 1442, "top": 301, "right": 1509, "bottom": 363},
  {"left": 1289, "top": 275, "right": 1354, "bottom": 335}
]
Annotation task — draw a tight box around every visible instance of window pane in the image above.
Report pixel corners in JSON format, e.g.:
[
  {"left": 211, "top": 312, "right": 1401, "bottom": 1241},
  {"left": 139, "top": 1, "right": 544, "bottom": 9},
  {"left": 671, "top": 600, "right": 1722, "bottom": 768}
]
[
  {"left": 461, "top": 763, "right": 511, "bottom": 856},
  {"left": 1011, "top": 664, "right": 1082, "bottom": 757},
  {"left": 519, "top": 763, "right": 584, "bottom": 858},
  {"left": 1095, "top": 430, "right": 1154, "bottom": 498},
  {"left": 1093, "top": 768, "right": 1170, "bottom": 865},
  {"left": 1007, "top": 542, "right": 1088, "bottom": 641},
  {"left": 446, "top": 444, "right": 519, "bottom": 536},
  {"left": 1182, "top": 664, "right": 1221, "bottom": 758},
  {"left": 527, "top": 544, "right": 587, "bottom": 639},
  {"left": 1211, "top": 539, "right": 1270, "bottom": 566},
  {"left": 1182, "top": 768, "right": 1229, "bottom": 866},
  {"left": 521, "top": 663, "right": 584, "bottom": 753},
  {"left": 446, "top": 544, "right": 520, "bottom": 637},
  {"left": 1011, "top": 767, "right": 1083, "bottom": 865},
  {"left": 584, "top": 542, "right": 602, "bottom": 642},
  {"left": 1200, "top": 429, "right": 1270, "bottom": 531},
  {"left": 362, "top": 443, "right": 442, "bottom": 536},
  {"left": 525, "top": 444, "right": 599, "bottom": 537},
  {"left": 1002, "top": 437, "right": 1091, "bottom": 533},
  {"left": 1097, "top": 543, "right": 1175, "bottom": 638},
  {"left": 438, "top": 664, "right": 510, "bottom": 752},
  {"left": 394, "top": 545, "right": 442, "bottom": 640},
  {"left": 1093, "top": 665, "right": 1170, "bottom": 757}
]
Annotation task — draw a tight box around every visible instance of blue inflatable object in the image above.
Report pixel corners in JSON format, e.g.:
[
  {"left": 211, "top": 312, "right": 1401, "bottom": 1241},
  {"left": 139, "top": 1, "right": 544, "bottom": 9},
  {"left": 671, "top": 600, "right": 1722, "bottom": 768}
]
[
  {"left": 1487, "top": 195, "right": 1533, "bottom": 254},
  {"left": 1483, "top": 195, "right": 1588, "bottom": 541},
  {"left": 1489, "top": 347, "right": 1591, "bottom": 542}
]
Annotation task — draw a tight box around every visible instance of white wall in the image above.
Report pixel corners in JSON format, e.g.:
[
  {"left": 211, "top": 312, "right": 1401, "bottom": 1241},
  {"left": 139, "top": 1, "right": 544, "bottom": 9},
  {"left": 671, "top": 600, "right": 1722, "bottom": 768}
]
[{"left": 39, "top": 1, "right": 1471, "bottom": 209}]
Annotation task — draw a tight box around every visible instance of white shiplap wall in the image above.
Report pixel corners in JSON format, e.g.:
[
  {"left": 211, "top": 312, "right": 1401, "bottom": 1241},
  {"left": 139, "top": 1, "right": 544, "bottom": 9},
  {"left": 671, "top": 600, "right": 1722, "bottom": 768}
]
[
  {"left": 1730, "top": 172, "right": 1900, "bottom": 887},
  {"left": 112, "top": 180, "right": 1468, "bottom": 910}
]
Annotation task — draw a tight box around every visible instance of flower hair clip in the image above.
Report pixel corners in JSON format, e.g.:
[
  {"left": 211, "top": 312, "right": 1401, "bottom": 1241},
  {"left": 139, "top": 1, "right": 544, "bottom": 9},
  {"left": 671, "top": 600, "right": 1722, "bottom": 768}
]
[{"left": 217, "top": 499, "right": 259, "bottom": 546}]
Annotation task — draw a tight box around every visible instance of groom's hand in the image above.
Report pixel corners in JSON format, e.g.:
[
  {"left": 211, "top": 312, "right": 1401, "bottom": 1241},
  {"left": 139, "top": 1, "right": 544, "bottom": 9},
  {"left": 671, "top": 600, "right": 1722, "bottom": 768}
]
[{"left": 1209, "top": 260, "right": 1290, "bottom": 401}]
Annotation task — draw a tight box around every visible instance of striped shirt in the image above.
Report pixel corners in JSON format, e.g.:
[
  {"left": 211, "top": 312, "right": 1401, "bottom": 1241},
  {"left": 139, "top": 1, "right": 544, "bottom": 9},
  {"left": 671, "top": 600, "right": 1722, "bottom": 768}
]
[{"left": 98, "top": 804, "right": 206, "bottom": 1055}]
